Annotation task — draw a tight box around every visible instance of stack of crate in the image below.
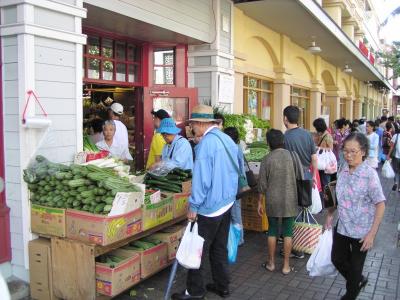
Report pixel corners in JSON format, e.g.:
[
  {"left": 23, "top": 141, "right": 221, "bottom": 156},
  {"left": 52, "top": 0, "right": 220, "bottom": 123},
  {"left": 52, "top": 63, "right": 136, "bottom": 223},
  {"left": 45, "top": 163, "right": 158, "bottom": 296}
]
[{"left": 241, "top": 191, "right": 268, "bottom": 232}]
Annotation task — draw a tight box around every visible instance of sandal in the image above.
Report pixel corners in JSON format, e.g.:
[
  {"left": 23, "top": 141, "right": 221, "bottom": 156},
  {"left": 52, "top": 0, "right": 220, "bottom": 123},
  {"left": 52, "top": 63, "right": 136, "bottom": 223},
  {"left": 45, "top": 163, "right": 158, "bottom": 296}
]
[
  {"left": 282, "top": 266, "right": 295, "bottom": 275},
  {"left": 261, "top": 261, "right": 275, "bottom": 272}
]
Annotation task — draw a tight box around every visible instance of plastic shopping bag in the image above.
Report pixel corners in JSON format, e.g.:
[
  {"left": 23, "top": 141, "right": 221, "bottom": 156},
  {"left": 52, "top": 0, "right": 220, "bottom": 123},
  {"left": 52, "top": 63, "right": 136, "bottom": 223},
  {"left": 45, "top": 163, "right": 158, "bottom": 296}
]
[
  {"left": 310, "top": 186, "right": 322, "bottom": 215},
  {"left": 176, "top": 222, "right": 204, "bottom": 269},
  {"left": 317, "top": 149, "right": 328, "bottom": 170},
  {"left": 382, "top": 160, "right": 395, "bottom": 179},
  {"left": 227, "top": 223, "right": 241, "bottom": 264},
  {"left": 324, "top": 151, "right": 337, "bottom": 174},
  {"left": 306, "top": 229, "right": 337, "bottom": 277}
]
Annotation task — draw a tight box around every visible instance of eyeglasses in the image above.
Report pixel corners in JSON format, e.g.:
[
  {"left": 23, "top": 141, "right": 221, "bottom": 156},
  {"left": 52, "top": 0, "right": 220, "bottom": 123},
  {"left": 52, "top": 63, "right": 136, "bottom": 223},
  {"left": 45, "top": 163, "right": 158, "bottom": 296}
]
[{"left": 343, "top": 149, "right": 361, "bottom": 156}]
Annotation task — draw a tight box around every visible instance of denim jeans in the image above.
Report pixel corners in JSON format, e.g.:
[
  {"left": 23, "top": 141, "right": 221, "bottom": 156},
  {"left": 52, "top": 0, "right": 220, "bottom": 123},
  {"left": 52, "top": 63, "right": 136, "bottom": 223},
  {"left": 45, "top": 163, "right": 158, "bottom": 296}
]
[{"left": 231, "top": 199, "right": 244, "bottom": 244}]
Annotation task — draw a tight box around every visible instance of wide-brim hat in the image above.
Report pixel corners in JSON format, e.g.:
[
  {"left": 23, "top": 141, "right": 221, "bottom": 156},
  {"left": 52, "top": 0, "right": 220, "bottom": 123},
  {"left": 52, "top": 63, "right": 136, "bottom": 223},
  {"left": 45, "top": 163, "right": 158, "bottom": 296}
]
[
  {"left": 188, "top": 104, "right": 217, "bottom": 122},
  {"left": 157, "top": 117, "right": 181, "bottom": 135}
]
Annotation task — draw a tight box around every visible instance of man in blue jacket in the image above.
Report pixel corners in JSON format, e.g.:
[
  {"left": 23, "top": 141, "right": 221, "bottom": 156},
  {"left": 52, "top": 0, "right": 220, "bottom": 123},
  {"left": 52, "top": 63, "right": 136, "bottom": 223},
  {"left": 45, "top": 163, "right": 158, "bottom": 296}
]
[{"left": 172, "top": 105, "right": 239, "bottom": 300}]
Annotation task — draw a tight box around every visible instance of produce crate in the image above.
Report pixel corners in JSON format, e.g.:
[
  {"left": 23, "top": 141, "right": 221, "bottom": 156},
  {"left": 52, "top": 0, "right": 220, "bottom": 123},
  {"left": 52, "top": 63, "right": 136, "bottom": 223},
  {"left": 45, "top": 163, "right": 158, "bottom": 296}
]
[
  {"left": 181, "top": 180, "right": 192, "bottom": 194},
  {"left": 150, "top": 224, "right": 185, "bottom": 260},
  {"left": 66, "top": 208, "right": 142, "bottom": 246},
  {"left": 95, "top": 249, "right": 140, "bottom": 297},
  {"left": 170, "top": 192, "right": 190, "bottom": 218},
  {"left": 31, "top": 204, "right": 66, "bottom": 237},
  {"left": 142, "top": 194, "right": 173, "bottom": 230},
  {"left": 241, "top": 194, "right": 268, "bottom": 232},
  {"left": 129, "top": 242, "right": 168, "bottom": 278},
  {"left": 241, "top": 192, "right": 259, "bottom": 211}
]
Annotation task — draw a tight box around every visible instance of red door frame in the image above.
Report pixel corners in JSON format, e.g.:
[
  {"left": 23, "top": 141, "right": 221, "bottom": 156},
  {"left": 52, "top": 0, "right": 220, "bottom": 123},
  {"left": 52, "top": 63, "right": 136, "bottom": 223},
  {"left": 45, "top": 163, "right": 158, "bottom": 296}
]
[{"left": 0, "top": 36, "right": 12, "bottom": 263}]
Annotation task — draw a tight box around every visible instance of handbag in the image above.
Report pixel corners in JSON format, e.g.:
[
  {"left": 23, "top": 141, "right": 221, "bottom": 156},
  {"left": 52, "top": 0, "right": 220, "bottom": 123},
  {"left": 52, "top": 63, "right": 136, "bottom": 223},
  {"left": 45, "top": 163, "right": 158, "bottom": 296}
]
[
  {"left": 323, "top": 180, "right": 337, "bottom": 208},
  {"left": 292, "top": 208, "right": 322, "bottom": 254},
  {"left": 176, "top": 222, "right": 205, "bottom": 269},
  {"left": 289, "top": 151, "right": 312, "bottom": 207},
  {"left": 244, "top": 157, "right": 257, "bottom": 188},
  {"left": 210, "top": 132, "right": 248, "bottom": 190}
]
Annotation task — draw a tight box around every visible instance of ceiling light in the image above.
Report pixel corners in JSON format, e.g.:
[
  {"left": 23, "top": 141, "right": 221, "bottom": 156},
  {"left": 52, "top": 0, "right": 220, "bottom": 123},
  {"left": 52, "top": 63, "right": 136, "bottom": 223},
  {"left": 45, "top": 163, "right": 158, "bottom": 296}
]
[
  {"left": 308, "top": 40, "right": 321, "bottom": 54},
  {"left": 343, "top": 64, "right": 352, "bottom": 73}
]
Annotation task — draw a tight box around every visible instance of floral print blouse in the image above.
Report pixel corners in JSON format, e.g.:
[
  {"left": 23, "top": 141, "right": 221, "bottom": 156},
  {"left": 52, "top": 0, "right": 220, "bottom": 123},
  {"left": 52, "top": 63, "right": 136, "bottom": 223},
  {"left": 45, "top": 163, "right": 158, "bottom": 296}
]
[{"left": 336, "top": 161, "right": 386, "bottom": 239}]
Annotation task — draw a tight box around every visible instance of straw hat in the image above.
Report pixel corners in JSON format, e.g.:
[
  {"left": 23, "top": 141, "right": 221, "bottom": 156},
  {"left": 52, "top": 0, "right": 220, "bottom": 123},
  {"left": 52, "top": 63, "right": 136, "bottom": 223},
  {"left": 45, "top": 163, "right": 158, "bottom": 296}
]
[
  {"left": 188, "top": 104, "right": 217, "bottom": 122},
  {"left": 157, "top": 118, "right": 181, "bottom": 135}
]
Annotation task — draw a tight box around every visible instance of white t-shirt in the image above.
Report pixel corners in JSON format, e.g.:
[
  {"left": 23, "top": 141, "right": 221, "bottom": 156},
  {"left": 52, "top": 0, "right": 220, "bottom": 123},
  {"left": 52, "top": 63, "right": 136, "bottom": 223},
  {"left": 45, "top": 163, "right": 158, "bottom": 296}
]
[
  {"left": 113, "top": 120, "right": 129, "bottom": 148},
  {"left": 96, "top": 139, "right": 133, "bottom": 161},
  {"left": 391, "top": 134, "right": 400, "bottom": 159}
]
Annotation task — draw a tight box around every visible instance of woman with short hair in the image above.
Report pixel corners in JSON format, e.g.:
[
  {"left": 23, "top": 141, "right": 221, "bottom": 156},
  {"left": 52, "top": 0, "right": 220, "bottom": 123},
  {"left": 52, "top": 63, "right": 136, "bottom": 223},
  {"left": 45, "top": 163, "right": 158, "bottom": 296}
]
[
  {"left": 313, "top": 118, "right": 334, "bottom": 187},
  {"left": 366, "top": 121, "right": 379, "bottom": 169},
  {"left": 326, "top": 133, "right": 385, "bottom": 300}
]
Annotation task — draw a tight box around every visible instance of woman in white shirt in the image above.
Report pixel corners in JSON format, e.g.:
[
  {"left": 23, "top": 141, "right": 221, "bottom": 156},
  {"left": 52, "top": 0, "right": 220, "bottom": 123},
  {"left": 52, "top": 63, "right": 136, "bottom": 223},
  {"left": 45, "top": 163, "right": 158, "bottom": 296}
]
[
  {"left": 388, "top": 129, "right": 400, "bottom": 192},
  {"left": 366, "top": 121, "right": 379, "bottom": 169},
  {"left": 96, "top": 120, "right": 133, "bottom": 162}
]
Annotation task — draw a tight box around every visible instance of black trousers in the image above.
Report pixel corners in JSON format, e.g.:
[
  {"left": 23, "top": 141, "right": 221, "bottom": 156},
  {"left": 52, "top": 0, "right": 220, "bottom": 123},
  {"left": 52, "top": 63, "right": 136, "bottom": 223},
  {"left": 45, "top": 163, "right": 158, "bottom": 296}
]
[
  {"left": 331, "top": 227, "right": 367, "bottom": 300},
  {"left": 186, "top": 208, "right": 231, "bottom": 296}
]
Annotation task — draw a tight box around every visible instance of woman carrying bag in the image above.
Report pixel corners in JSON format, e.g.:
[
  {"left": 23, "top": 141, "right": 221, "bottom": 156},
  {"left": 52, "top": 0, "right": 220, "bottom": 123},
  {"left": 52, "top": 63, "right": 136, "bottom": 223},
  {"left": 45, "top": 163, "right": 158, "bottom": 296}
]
[{"left": 325, "top": 133, "right": 385, "bottom": 300}]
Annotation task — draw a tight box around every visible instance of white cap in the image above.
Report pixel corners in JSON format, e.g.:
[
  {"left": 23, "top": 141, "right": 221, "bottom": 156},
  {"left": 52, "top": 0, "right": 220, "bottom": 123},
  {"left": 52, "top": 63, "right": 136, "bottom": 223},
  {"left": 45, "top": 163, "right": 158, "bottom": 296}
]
[{"left": 110, "top": 103, "right": 123, "bottom": 115}]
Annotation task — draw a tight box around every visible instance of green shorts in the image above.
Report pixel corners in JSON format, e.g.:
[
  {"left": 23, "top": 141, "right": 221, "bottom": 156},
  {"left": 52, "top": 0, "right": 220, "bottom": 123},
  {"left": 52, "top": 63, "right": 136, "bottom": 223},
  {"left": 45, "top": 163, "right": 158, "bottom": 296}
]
[{"left": 268, "top": 217, "right": 295, "bottom": 238}]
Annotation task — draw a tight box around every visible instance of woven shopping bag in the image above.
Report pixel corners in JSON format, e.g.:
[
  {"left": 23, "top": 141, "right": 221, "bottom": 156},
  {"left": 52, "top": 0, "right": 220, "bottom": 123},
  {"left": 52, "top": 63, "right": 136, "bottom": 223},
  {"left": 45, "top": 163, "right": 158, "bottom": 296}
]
[{"left": 292, "top": 208, "right": 322, "bottom": 254}]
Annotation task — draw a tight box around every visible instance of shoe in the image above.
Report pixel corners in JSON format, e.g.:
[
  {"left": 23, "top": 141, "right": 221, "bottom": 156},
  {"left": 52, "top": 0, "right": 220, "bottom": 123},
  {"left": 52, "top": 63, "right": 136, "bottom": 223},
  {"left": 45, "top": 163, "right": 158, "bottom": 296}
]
[
  {"left": 171, "top": 290, "right": 205, "bottom": 300},
  {"left": 206, "top": 283, "right": 230, "bottom": 298},
  {"left": 392, "top": 183, "right": 397, "bottom": 191},
  {"left": 277, "top": 236, "right": 284, "bottom": 244},
  {"left": 359, "top": 275, "right": 368, "bottom": 289},
  {"left": 280, "top": 249, "right": 305, "bottom": 259}
]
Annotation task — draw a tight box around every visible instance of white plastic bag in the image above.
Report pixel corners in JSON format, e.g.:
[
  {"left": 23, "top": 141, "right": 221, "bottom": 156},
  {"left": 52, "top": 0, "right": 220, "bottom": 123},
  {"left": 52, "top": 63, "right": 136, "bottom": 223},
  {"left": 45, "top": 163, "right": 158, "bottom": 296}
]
[
  {"left": 307, "top": 229, "right": 337, "bottom": 277},
  {"left": 324, "top": 151, "right": 338, "bottom": 174},
  {"left": 310, "top": 187, "right": 322, "bottom": 215},
  {"left": 176, "top": 222, "right": 205, "bottom": 269},
  {"left": 317, "top": 149, "right": 328, "bottom": 170},
  {"left": 382, "top": 160, "right": 395, "bottom": 179}
]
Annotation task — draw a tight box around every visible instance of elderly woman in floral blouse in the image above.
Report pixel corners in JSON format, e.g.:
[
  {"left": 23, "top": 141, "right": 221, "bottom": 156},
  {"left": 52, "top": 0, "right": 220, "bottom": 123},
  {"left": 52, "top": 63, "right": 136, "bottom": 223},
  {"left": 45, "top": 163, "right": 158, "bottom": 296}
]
[{"left": 326, "top": 132, "right": 385, "bottom": 300}]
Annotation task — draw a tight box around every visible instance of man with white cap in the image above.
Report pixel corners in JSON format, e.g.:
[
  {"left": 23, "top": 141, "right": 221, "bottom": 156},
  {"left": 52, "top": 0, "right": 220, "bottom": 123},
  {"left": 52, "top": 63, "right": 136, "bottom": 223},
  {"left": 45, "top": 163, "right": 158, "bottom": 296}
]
[
  {"left": 109, "top": 102, "right": 129, "bottom": 149},
  {"left": 172, "top": 104, "right": 239, "bottom": 300},
  {"left": 157, "top": 117, "right": 193, "bottom": 171}
]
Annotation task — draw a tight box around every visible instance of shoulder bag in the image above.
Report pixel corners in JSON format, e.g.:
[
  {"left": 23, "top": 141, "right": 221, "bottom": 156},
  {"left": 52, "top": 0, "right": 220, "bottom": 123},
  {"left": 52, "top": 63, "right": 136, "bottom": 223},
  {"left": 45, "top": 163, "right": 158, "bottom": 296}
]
[
  {"left": 390, "top": 134, "right": 399, "bottom": 160},
  {"left": 323, "top": 180, "right": 337, "bottom": 208},
  {"left": 289, "top": 151, "right": 313, "bottom": 207}
]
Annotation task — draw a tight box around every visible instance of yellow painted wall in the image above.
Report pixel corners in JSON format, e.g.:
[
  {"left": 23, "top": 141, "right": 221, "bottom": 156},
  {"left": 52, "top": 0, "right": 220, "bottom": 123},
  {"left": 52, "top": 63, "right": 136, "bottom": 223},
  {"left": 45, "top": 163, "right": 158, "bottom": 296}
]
[{"left": 233, "top": 7, "right": 384, "bottom": 125}]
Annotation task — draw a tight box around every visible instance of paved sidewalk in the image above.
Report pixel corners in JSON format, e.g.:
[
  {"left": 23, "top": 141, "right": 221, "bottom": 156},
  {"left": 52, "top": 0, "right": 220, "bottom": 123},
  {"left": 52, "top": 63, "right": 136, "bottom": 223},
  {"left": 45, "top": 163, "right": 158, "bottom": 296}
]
[{"left": 118, "top": 174, "right": 400, "bottom": 300}]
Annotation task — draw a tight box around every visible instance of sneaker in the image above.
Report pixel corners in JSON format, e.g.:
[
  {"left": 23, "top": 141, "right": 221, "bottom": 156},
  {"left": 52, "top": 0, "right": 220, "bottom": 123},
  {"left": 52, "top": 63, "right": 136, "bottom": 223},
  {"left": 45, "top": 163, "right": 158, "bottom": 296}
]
[
  {"left": 277, "top": 236, "right": 284, "bottom": 244},
  {"left": 392, "top": 183, "right": 397, "bottom": 191}
]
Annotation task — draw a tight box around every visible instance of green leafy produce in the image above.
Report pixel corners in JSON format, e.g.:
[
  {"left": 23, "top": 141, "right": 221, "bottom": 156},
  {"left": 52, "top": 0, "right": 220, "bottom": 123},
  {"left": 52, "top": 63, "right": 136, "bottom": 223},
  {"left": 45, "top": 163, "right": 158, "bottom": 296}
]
[
  {"left": 245, "top": 147, "right": 269, "bottom": 162},
  {"left": 223, "top": 114, "right": 270, "bottom": 140},
  {"left": 83, "top": 134, "right": 99, "bottom": 152}
]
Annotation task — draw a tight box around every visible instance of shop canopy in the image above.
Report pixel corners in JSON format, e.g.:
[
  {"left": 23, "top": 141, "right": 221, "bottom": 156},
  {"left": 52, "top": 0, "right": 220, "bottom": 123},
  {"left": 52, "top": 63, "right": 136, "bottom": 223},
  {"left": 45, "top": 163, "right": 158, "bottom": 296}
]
[{"left": 234, "top": 0, "right": 394, "bottom": 91}]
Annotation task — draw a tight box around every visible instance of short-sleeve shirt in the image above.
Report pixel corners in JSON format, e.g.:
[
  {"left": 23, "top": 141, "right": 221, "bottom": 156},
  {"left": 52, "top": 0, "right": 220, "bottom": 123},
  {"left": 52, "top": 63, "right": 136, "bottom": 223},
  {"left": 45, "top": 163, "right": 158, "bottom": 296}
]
[
  {"left": 284, "top": 127, "right": 316, "bottom": 168},
  {"left": 96, "top": 139, "right": 133, "bottom": 161},
  {"left": 113, "top": 120, "right": 129, "bottom": 149},
  {"left": 391, "top": 134, "right": 400, "bottom": 159},
  {"left": 336, "top": 162, "right": 385, "bottom": 239},
  {"left": 146, "top": 133, "right": 166, "bottom": 169}
]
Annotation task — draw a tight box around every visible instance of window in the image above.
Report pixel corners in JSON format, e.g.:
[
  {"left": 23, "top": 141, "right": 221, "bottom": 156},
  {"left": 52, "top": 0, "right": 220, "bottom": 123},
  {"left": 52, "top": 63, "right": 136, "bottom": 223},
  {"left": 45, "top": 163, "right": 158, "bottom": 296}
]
[
  {"left": 243, "top": 76, "right": 273, "bottom": 120},
  {"left": 153, "top": 48, "right": 175, "bottom": 85},
  {"left": 83, "top": 34, "right": 141, "bottom": 85},
  {"left": 290, "top": 86, "right": 310, "bottom": 129}
]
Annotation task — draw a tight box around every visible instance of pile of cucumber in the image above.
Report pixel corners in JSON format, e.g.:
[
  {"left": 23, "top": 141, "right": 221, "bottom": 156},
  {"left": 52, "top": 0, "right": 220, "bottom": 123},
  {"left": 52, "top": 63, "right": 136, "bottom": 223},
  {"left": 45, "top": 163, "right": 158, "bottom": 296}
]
[
  {"left": 24, "top": 155, "right": 140, "bottom": 214},
  {"left": 97, "top": 254, "right": 126, "bottom": 268},
  {"left": 122, "top": 236, "right": 162, "bottom": 251},
  {"left": 144, "top": 168, "right": 192, "bottom": 194}
]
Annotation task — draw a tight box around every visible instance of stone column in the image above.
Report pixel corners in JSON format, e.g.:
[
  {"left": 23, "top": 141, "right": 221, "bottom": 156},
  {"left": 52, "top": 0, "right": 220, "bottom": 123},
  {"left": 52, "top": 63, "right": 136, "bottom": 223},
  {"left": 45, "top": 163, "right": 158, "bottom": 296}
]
[
  {"left": 273, "top": 80, "right": 291, "bottom": 131},
  {"left": 310, "top": 89, "right": 322, "bottom": 129},
  {"left": 342, "top": 18, "right": 356, "bottom": 41},
  {"left": 353, "top": 99, "right": 362, "bottom": 119},
  {"left": 344, "top": 97, "right": 353, "bottom": 120},
  {"left": 323, "top": 4, "right": 343, "bottom": 27},
  {"left": 326, "top": 94, "right": 341, "bottom": 123}
]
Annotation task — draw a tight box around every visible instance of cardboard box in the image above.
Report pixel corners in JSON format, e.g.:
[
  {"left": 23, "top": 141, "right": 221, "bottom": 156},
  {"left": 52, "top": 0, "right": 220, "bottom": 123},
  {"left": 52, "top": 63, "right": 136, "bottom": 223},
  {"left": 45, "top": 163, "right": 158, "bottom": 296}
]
[
  {"left": 181, "top": 180, "right": 192, "bottom": 194},
  {"left": 66, "top": 208, "right": 142, "bottom": 246},
  {"left": 142, "top": 194, "right": 173, "bottom": 230},
  {"left": 171, "top": 193, "right": 190, "bottom": 218},
  {"left": 131, "top": 243, "right": 168, "bottom": 278},
  {"left": 95, "top": 249, "right": 140, "bottom": 297},
  {"left": 29, "top": 238, "right": 55, "bottom": 300},
  {"left": 151, "top": 225, "right": 185, "bottom": 260},
  {"left": 31, "top": 204, "right": 66, "bottom": 237}
]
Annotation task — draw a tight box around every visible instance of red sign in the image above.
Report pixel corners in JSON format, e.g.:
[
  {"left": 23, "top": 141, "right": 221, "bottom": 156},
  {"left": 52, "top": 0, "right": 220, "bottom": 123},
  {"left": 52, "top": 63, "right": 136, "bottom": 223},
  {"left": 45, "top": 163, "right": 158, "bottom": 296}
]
[
  {"left": 358, "top": 41, "right": 369, "bottom": 57},
  {"left": 369, "top": 53, "right": 375, "bottom": 65}
]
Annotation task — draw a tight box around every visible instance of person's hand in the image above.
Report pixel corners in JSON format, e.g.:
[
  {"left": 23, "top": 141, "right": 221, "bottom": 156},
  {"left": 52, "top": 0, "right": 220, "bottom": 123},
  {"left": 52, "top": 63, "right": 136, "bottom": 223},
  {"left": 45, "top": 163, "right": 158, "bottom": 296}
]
[
  {"left": 325, "top": 214, "right": 334, "bottom": 230},
  {"left": 257, "top": 200, "right": 264, "bottom": 217},
  {"left": 386, "top": 155, "right": 391, "bottom": 161},
  {"left": 187, "top": 210, "right": 197, "bottom": 222},
  {"left": 360, "top": 231, "right": 376, "bottom": 251}
]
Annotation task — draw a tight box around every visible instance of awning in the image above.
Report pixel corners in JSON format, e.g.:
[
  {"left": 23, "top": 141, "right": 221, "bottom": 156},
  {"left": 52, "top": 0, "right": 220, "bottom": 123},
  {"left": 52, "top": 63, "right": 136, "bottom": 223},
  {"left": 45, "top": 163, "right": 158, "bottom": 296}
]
[{"left": 234, "top": 0, "right": 393, "bottom": 91}]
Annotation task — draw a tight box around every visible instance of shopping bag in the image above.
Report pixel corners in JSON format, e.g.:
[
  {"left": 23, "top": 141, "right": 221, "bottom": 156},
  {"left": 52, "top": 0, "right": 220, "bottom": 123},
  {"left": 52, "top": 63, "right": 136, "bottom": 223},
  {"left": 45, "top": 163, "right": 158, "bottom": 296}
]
[
  {"left": 323, "top": 181, "right": 337, "bottom": 208},
  {"left": 292, "top": 208, "right": 322, "bottom": 254},
  {"left": 176, "top": 222, "right": 205, "bottom": 269},
  {"left": 324, "top": 151, "right": 337, "bottom": 174},
  {"left": 382, "top": 160, "right": 395, "bottom": 179},
  {"left": 306, "top": 229, "right": 337, "bottom": 277},
  {"left": 227, "top": 223, "right": 241, "bottom": 264},
  {"left": 316, "top": 149, "right": 328, "bottom": 170},
  {"left": 310, "top": 187, "right": 322, "bottom": 215}
]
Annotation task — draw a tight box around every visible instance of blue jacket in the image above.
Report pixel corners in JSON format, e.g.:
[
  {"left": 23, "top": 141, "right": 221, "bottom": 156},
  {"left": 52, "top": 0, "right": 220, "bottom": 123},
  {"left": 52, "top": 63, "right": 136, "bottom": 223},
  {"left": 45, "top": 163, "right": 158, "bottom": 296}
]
[
  {"left": 161, "top": 135, "right": 193, "bottom": 171},
  {"left": 189, "top": 128, "right": 239, "bottom": 215}
]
